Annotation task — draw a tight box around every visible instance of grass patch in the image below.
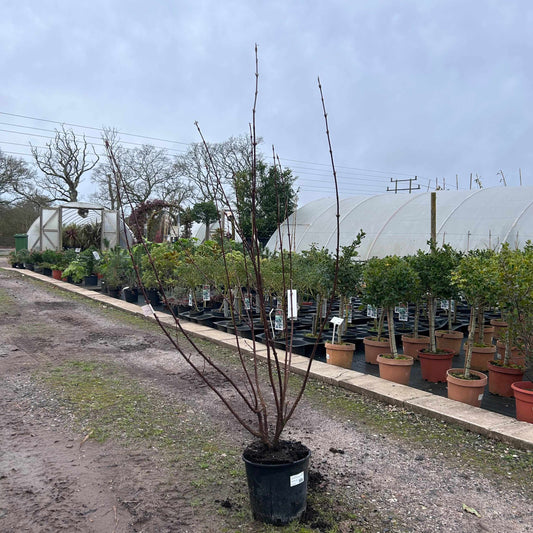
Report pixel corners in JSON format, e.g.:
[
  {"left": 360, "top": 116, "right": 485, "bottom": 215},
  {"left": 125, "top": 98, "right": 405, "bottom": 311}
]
[{"left": 34, "top": 359, "right": 376, "bottom": 532}]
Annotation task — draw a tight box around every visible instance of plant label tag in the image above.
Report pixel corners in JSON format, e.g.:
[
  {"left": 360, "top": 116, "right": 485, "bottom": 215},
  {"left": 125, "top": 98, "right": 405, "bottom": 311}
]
[
  {"left": 92, "top": 251, "right": 101, "bottom": 260},
  {"left": 290, "top": 471, "right": 305, "bottom": 487},
  {"left": 75, "top": 248, "right": 81, "bottom": 253},
  {"left": 478, "top": 393, "right": 484, "bottom": 401},
  {"left": 142, "top": 304, "right": 155, "bottom": 316},
  {"left": 275, "top": 309, "right": 284, "bottom": 331},
  {"left": 202, "top": 285, "right": 210, "bottom": 302},
  {"left": 287, "top": 289, "right": 298, "bottom": 319},
  {"left": 397, "top": 303, "right": 408, "bottom": 322}
]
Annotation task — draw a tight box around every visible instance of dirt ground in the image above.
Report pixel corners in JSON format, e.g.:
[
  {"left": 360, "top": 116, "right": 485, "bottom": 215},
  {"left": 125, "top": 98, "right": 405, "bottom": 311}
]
[{"left": 0, "top": 267, "right": 532, "bottom": 532}]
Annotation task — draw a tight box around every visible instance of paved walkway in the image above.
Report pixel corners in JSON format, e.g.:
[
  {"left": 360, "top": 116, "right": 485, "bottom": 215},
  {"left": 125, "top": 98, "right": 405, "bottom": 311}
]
[{"left": 3, "top": 265, "right": 533, "bottom": 450}]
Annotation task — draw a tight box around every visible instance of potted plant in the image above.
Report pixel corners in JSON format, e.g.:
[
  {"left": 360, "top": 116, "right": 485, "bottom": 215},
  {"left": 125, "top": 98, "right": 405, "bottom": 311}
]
[
  {"left": 399, "top": 254, "right": 429, "bottom": 358},
  {"left": 362, "top": 255, "right": 416, "bottom": 384},
  {"left": 324, "top": 236, "right": 364, "bottom": 369},
  {"left": 448, "top": 251, "right": 496, "bottom": 406},
  {"left": 488, "top": 243, "right": 533, "bottom": 419},
  {"left": 412, "top": 245, "right": 460, "bottom": 382},
  {"left": 99, "top": 246, "right": 131, "bottom": 297},
  {"left": 25, "top": 250, "right": 43, "bottom": 271},
  {"left": 102, "top": 70, "right": 344, "bottom": 524}
]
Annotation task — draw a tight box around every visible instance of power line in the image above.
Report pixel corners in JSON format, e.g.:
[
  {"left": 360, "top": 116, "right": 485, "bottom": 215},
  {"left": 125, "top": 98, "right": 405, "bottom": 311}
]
[
  {"left": 0, "top": 109, "right": 469, "bottom": 193},
  {"left": 0, "top": 109, "right": 434, "bottom": 181},
  {"left": 0, "top": 111, "right": 190, "bottom": 145}
]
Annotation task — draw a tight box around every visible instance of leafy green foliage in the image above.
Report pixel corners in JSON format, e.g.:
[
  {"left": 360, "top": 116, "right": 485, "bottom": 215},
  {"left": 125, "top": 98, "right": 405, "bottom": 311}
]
[{"left": 234, "top": 161, "right": 298, "bottom": 245}]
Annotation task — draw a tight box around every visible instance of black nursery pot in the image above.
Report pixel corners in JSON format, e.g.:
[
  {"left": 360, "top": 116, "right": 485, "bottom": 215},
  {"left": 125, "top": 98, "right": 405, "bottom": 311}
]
[
  {"left": 123, "top": 287, "right": 139, "bottom": 303},
  {"left": 242, "top": 441, "right": 310, "bottom": 526}
]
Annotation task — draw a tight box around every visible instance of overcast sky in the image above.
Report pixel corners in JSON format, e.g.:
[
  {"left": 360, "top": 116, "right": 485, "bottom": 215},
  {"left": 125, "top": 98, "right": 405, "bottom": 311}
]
[{"left": 1, "top": 0, "right": 532, "bottom": 206}]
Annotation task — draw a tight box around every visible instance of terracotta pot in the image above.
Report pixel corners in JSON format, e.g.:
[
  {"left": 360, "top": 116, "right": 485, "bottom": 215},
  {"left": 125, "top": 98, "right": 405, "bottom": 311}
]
[
  {"left": 376, "top": 354, "right": 413, "bottom": 385},
  {"left": 446, "top": 368, "right": 488, "bottom": 407},
  {"left": 401, "top": 335, "right": 430, "bottom": 359},
  {"left": 511, "top": 381, "right": 533, "bottom": 423},
  {"left": 325, "top": 342, "right": 355, "bottom": 369},
  {"left": 464, "top": 342, "right": 497, "bottom": 371},
  {"left": 435, "top": 330, "right": 464, "bottom": 355},
  {"left": 363, "top": 337, "right": 390, "bottom": 365},
  {"left": 52, "top": 269, "right": 63, "bottom": 280},
  {"left": 495, "top": 340, "right": 526, "bottom": 366},
  {"left": 417, "top": 348, "right": 455, "bottom": 383},
  {"left": 490, "top": 319, "right": 508, "bottom": 341},
  {"left": 468, "top": 325, "right": 494, "bottom": 345},
  {"left": 487, "top": 362, "right": 525, "bottom": 397}
]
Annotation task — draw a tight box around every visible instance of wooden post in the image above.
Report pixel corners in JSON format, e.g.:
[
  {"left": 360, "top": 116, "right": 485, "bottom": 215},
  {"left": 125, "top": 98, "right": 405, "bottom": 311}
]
[{"left": 431, "top": 192, "right": 436, "bottom": 249}]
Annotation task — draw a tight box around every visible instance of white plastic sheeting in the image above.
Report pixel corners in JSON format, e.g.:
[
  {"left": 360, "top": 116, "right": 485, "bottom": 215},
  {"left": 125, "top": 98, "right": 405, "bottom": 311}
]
[
  {"left": 27, "top": 202, "right": 133, "bottom": 251},
  {"left": 265, "top": 187, "right": 533, "bottom": 259}
]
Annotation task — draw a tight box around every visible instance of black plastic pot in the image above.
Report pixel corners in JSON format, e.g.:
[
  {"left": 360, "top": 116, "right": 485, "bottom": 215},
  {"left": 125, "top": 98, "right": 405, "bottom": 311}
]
[
  {"left": 144, "top": 288, "right": 161, "bottom": 306},
  {"left": 123, "top": 287, "right": 139, "bottom": 303},
  {"left": 243, "top": 443, "right": 310, "bottom": 525},
  {"left": 83, "top": 275, "right": 98, "bottom": 286}
]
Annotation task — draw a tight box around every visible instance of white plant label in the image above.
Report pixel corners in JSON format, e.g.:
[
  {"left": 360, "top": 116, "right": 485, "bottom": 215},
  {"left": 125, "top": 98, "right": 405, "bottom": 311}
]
[
  {"left": 478, "top": 394, "right": 484, "bottom": 401},
  {"left": 287, "top": 289, "right": 298, "bottom": 319},
  {"left": 142, "top": 304, "right": 155, "bottom": 316},
  {"left": 274, "top": 309, "right": 284, "bottom": 331},
  {"left": 290, "top": 471, "right": 305, "bottom": 487},
  {"left": 367, "top": 304, "right": 378, "bottom": 319},
  {"left": 75, "top": 248, "right": 81, "bottom": 253},
  {"left": 92, "top": 251, "right": 100, "bottom": 260},
  {"left": 202, "top": 285, "right": 210, "bottom": 302},
  {"left": 397, "top": 303, "right": 408, "bottom": 322}
]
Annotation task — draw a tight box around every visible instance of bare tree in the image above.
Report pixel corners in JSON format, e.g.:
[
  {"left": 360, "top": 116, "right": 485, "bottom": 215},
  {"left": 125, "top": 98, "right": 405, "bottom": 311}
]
[
  {"left": 0, "top": 148, "right": 43, "bottom": 206},
  {"left": 30, "top": 126, "right": 99, "bottom": 202},
  {"left": 92, "top": 131, "right": 194, "bottom": 210},
  {"left": 174, "top": 134, "right": 257, "bottom": 204},
  {"left": 90, "top": 128, "right": 124, "bottom": 209}
]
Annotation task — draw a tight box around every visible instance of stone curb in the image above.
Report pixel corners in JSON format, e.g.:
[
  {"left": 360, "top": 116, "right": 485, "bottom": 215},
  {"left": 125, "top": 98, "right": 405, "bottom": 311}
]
[{"left": 3, "top": 266, "right": 533, "bottom": 450}]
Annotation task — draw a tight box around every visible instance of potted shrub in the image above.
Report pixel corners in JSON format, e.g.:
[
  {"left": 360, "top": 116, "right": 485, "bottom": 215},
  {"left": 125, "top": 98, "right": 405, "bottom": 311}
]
[
  {"left": 102, "top": 71, "right": 348, "bottom": 524},
  {"left": 412, "top": 245, "right": 460, "bottom": 382},
  {"left": 399, "top": 254, "right": 429, "bottom": 359},
  {"left": 362, "top": 255, "right": 417, "bottom": 384},
  {"left": 25, "top": 250, "right": 43, "bottom": 271},
  {"left": 490, "top": 243, "right": 533, "bottom": 420},
  {"left": 324, "top": 235, "right": 364, "bottom": 368},
  {"left": 99, "top": 246, "right": 131, "bottom": 297},
  {"left": 447, "top": 251, "right": 496, "bottom": 406}
]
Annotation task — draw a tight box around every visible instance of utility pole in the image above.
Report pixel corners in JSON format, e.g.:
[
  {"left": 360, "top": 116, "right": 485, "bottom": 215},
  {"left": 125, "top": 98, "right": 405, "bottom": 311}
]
[
  {"left": 430, "top": 192, "right": 436, "bottom": 249},
  {"left": 387, "top": 176, "right": 421, "bottom": 193}
]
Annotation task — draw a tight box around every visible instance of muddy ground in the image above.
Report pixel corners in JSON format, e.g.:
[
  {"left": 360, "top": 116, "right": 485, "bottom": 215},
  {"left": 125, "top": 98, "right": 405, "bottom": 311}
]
[{"left": 0, "top": 268, "right": 532, "bottom": 532}]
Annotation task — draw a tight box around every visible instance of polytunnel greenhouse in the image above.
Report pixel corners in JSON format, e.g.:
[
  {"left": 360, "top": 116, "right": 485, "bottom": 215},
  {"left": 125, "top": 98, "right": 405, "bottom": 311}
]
[
  {"left": 266, "top": 186, "right": 533, "bottom": 258},
  {"left": 27, "top": 202, "right": 133, "bottom": 251}
]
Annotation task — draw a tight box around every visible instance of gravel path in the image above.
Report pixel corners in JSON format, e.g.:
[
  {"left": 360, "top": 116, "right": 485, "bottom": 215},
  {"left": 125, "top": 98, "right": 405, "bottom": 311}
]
[{"left": 0, "top": 268, "right": 531, "bottom": 532}]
